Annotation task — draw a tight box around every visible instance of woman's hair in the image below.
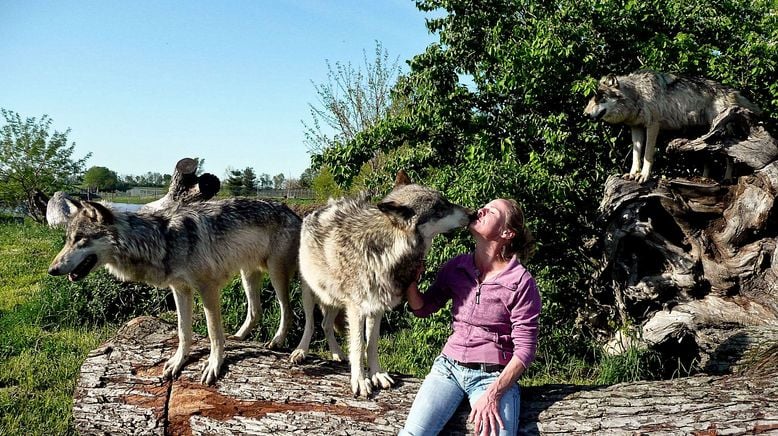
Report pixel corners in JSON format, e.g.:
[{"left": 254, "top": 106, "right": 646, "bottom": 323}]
[{"left": 500, "top": 198, "right": 536, "bottom": 262}]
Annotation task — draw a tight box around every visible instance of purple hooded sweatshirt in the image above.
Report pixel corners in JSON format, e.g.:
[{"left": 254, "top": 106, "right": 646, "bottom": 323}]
[{"left": 412, "top": 253, "right": 541, "bottom": 368}]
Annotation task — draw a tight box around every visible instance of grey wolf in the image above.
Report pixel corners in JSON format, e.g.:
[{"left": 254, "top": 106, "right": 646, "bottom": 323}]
[
  {"left": 584, "top": 70, "right": 761, "bottom": 182},
  {"left": 290, "top": 171, "right": 473, "bottom": 397},
  {"left": 48, "top": 198, "right": 302, "bottom": 384}
]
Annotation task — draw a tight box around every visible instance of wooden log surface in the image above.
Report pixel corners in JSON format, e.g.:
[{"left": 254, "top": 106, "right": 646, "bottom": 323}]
[{"left": 74, "top": 316, "right": 778, "bottom": 435}]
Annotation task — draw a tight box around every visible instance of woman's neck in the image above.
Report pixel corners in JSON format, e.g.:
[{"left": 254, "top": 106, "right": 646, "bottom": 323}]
[{"left": 473, "top": 241, "right": 509, "bottom": 281}]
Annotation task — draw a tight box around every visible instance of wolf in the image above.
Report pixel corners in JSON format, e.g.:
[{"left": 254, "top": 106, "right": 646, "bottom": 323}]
[
  {"left": 584, "top": 70, "right": 761, "bottom": 183},
  {"left": 48, "top": 198, "right": 302, "bottom": 384},
  {"left": 290, "top": 171, "right": 473, "bottom": 397}
]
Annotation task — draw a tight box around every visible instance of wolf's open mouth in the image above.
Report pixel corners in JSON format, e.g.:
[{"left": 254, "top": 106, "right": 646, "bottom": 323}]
[{"left": 68, "top": 254, "right": 97, "bottom": 282}]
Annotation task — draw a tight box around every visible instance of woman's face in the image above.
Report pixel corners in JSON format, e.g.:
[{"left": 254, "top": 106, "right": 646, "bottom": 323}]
[{"left": 469, "top": 199, "right": 511, "bottom": 240}]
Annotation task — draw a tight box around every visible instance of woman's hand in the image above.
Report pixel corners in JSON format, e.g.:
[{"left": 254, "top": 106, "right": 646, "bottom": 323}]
[{"left": 469, "top": 387, "right": 504, "bottom": 436}]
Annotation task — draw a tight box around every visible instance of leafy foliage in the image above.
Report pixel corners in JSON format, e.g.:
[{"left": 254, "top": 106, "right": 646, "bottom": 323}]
[
  {"left": 312, "top": 0, "right": 778, "bottom": 373},
  {"left": 36, "top": 270, "right": 172, "bottom": 329},
  {"left": 303, "top": 41, "right": 403, "bottom": 154},
  {"left": 0, "top": 109, "right": 91, "bottom": 222},
  {"left": 82, "top": 166, "right": 120, "bottom": 192}
]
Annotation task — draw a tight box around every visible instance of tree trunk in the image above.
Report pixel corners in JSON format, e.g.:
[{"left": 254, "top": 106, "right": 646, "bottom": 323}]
[
  {"left": 73, "top": 316, "right": 778, "bottom": 435},
  {"left": 139, "top": 158, "right": 221, "bottom": 212},
  {"left": 587, "top": 107, "right": 778, "bottom": 371}
]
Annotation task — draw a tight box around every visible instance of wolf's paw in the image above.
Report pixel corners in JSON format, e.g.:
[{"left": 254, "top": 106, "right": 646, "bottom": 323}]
[
  {"left": 228, "top": 332, "right": 248, "bottom": 341},
  {"left": 264, "top": 337, "right": 283, "bottom": 349},
  {"left": 351, "top": 376, "right": 373, "bottom": 397},
  {"left": 200, "top": 356, "right": 223, "bottom": 385},
  {"left": 636, "top": 172, "right": 650, "bottom": 183},
  {"left": 162, "top": 353, "right": 186, "bottom": 380},
  {"left": 290, "top": 349, "right": 307, "bottom": 364},
  {"left": 331, "top": 351, "right": 345, "bottom": 362},
  {"left": 371, "top": 372, "right": 394, "bottom": 389}
]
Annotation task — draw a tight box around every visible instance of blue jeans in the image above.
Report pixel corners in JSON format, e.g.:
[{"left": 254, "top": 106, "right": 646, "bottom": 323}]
[{"left": 399, "top": 354, "right": 520, "bottom": 436}]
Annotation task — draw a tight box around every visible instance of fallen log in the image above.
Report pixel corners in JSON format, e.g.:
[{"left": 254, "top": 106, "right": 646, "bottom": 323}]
[{"left": 73, "top": 316, "right": 778, "bottom": 435}]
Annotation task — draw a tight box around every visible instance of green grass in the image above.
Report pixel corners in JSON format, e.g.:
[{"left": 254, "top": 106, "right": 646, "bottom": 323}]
[
  {"left": 0, "top": 217, "right": 665, "bottom": 435},
  {"left": 0, "top": 220, "right": 112, "bottom": 435}
]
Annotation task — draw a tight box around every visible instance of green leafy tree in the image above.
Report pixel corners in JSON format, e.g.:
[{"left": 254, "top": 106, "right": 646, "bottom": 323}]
[
  {"left": 298, "top": 167, "right": 315, "bottom": 188},
  {"left": 0, "top": 109, "right": 91, "bottom": 222},
  {"left": 242, "top": 167, "right": 257, "bottom": 195},
  {"left": 83, "top": 166, "right": 120, "bottom": 192},
  {"left": 258, "top": 173, "right": 272, "bottom": 190},
  {"left": 311, "top": 166, "right": 343, "bottom": 201},
  {"left": 303, "top": 40, "right": 403, "bottom": 154},
  {"left": 272, "top": 173, "right": 285, "bottom": 190},
  {"left": 225, "top": 169, "right": 244, "bottom": 196}
]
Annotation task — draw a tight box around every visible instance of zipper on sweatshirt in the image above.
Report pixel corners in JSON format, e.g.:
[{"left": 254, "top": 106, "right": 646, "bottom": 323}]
[{"left": 476, "top": 282, "right": 482, "bottom": 304}]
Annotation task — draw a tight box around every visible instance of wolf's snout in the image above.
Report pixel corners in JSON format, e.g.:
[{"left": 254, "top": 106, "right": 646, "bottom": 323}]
[
  {"left": 589, "top": 107, "right": 606, "bottom": 120},
  {"left": 466, "top": 209, "right": 478, "bottom": 222},
  {"left": 48, "top": 264, "right": 63, "bottom": 276}
]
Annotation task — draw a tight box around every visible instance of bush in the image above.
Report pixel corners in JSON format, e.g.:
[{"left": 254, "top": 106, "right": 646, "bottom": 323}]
[{"left": 36, "top": 270, "right": 173, "bottom": 329}]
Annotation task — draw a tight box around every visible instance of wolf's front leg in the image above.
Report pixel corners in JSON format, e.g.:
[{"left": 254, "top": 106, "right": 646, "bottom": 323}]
[
  {"left": 347, "top": 305, "right": 371, "bottom": 397},
  {"left": 199, "top": 285, "right": 226, "bottom": 384},
  {"left": 163, "top": 287, "right": 193, "bottom": 380},
  {"left": 366, "top": 312, "right": 393, "bottom": 389},
  {"left": 637, "top": 124, "right": 660, "bottom": 183},
  {"left": 626, "top": 126, "right": 646, "bottom": 179}
]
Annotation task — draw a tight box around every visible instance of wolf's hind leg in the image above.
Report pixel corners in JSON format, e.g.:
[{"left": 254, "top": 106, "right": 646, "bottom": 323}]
[
  {"left": 266, "top": 259, "right": 293, "bottom": 349},
  {"left": 163, "top": 286, "right": 194, "bottom": 380},
  {"left": 322, "top": 307, "right": 346, "bottom": 362},
  {"left": 199, "top": 284, "right": 226, "bottom": 385},
  {"left": 231, "top": 269, "right": 263, "bottom": 340},
  {"left": 290, "top": 280, "right": 315, "bottom": 363},
  {"left": 366, "top": 312, "right": 394, "bottom": 389}
]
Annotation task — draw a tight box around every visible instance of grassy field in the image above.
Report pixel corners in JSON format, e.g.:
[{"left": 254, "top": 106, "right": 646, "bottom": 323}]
[
  {"left": 0, "top": 217, "right": 657, "bottom": 434},
  {"left": 0, "top": 220, "right": 112, "bottom": 435}
]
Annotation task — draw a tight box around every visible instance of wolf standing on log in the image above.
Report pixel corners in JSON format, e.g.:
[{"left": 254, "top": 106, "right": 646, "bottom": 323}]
[
  {"left": 291, "top": 171, "right": 474, "bottom": 397},
  {"left": 48, "top": 198, "right": 302, "bottom": 384},
  {"left": 584, "top": 70, "right": 761, "bottom": 183}
]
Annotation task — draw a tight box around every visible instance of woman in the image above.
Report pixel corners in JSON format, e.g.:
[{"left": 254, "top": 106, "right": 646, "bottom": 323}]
[{"left": 399, "top": 198, "right": 541, "bottom": 436}]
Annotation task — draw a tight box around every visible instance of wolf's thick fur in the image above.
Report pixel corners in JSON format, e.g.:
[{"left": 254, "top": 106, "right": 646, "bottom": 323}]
[
  {"left": 584, "top": 70, "right": 761, "bottom": 182},
  {"left": 290, "top": 171, "right": 473, "bottom": 397},
  {"left": 48, "top": 198, "right": 302, "bottom": 384}
]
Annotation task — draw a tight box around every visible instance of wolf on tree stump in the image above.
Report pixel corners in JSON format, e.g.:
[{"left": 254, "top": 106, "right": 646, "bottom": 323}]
[{"left": 588, "top": 107, "right": 778, "bottom": 372}]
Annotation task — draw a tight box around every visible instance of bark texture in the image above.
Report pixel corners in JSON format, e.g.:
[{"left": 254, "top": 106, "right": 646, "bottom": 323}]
[{"left": 73, "top": 317, "right": 778, "bottom": 435}]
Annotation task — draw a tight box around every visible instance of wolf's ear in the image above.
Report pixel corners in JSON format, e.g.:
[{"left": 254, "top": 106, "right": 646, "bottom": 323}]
[
  {"left": 394, "top": 170, "right": 412, "bottom": 187},
  {"left": 602, "top": 74, "right": 619, "bottom": 88},
  {"left": 378, "top": 200, "right": 415, "bottom": 221},
  {"left": 82, "top": 201, "right": 115, "bottom": 225}
]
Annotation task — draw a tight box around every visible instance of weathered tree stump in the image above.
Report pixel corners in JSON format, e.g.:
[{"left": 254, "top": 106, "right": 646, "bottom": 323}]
[
  {"left": 73, "top": 316, "right": 778, "bottom": 435},
  {"left": 140, "top": 158, "right": 221, "bottom": 212},
  {"left": 588, "top": 106, "right": 778, "bottom": 370}
]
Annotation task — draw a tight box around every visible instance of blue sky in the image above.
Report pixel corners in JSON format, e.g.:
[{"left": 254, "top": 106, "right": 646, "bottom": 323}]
[{"left": 1, "top": 1, "right": 438, "bottom": 181}]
